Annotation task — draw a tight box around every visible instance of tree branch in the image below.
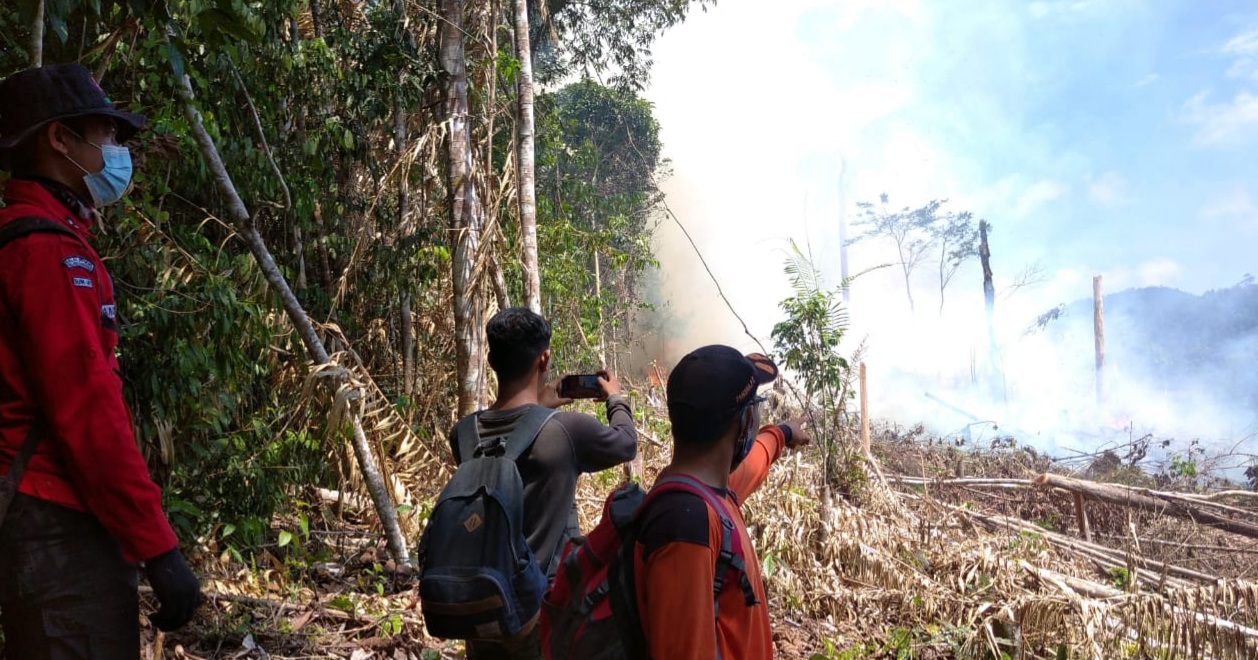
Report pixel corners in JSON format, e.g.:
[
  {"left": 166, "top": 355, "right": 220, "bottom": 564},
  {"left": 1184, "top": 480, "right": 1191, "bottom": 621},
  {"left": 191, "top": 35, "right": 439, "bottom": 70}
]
[{"left": 170, "top": 46, "right": 410, "bottom": 564}]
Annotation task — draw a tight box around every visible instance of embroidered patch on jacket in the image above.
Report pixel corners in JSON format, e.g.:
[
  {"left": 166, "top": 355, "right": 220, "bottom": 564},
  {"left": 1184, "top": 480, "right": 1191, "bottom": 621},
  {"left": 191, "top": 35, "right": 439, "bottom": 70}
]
[
  {"left": 101, "top": 304, "right": 117, "bottom": 319},
  {"left": 63, "top": 256, "right": 95, "bottom": 272},
  {"left": 72, "top": 277, "right": 94, "bottom": 289}
]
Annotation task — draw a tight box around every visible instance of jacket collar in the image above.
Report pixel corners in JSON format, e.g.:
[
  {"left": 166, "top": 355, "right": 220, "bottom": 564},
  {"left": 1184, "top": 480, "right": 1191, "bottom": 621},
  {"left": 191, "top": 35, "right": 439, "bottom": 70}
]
[{"left": 2, "top": 176, "right": 97, "bottom": 234}]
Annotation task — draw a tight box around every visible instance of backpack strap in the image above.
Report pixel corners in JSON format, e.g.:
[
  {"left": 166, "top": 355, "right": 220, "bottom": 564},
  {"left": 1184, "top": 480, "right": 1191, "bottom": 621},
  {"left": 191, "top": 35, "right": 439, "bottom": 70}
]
[
  {"left": 648, "top": 475, "right": 760, "bottom": 609},
  {"left": 453, "top": 414, "right": 482, "bottom": 465},
  {"left": 454, "top": 405, "right": 557, "bottom": 464},
  {"left": 0, "top": 217, "right": 75, "bottom": 515},
  {"left": 0, "top": 217, "right": 82, "bottom": 252}
]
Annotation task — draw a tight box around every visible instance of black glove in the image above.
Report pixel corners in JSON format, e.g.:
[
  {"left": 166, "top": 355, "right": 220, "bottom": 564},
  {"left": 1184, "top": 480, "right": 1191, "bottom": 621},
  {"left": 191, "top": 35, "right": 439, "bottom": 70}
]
[{"left": 145, "top": 548, "right": 202, "bottom": 631}]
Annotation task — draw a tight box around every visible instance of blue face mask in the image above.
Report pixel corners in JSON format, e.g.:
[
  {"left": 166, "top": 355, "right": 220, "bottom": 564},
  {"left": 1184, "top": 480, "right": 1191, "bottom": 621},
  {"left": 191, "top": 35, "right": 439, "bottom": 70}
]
[{"left": 63, "top": 130, "right": 133, "bottom": 207}]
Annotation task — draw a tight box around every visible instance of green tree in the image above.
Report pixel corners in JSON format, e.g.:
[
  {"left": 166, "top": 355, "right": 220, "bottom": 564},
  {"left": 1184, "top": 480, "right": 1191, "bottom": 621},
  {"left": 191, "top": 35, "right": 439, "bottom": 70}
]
[
  {"left": 931, "top": 209, "right": 979, "bottom": 314},
  {"left": 534, "top": 79, "right": 664, "bottom": 370},
  {"left": 850, "top": 194, "right": 942, "bottom": 315},
  {"left": 771, "top": 242, "right": 854, "bottom": 486}
]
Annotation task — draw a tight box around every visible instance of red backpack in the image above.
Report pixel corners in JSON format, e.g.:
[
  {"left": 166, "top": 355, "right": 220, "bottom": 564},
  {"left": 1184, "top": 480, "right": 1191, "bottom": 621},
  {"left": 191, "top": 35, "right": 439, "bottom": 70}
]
[{"left": 539, "top": 474, "right": 758, "bottom": 659}]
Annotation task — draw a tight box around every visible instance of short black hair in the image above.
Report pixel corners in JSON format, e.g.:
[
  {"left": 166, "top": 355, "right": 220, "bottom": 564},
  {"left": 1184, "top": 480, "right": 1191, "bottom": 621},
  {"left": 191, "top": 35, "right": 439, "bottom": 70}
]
[{"left": 486, "top": 307, "right": 552, "bottom": 382}]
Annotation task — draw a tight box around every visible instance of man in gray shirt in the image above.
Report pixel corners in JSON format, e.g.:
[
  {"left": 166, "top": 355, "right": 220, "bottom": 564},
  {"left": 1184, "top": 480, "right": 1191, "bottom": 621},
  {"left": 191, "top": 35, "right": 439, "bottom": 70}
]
[{"left": 450, "top": 307, "right": 637, "bottom": 660}]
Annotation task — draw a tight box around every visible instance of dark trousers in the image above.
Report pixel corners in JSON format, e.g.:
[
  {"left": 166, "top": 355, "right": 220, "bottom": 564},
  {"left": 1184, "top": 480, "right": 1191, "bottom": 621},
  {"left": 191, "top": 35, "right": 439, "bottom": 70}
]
[
  {"left": 466, "top": 627, "right": 542, "bottom": 660},
  {"left": 0, "top": 494, "right": 139, "bottom": 659}
]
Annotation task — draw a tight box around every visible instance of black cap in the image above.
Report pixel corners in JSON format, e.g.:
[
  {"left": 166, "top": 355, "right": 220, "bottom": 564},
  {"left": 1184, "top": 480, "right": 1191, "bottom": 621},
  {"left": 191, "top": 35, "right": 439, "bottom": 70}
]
[
  {"left": 669, "top": 346, "right": 774, "bottom": 440},
  {"left": 0, "top": 63, "right": 145, "bottom": 170}
]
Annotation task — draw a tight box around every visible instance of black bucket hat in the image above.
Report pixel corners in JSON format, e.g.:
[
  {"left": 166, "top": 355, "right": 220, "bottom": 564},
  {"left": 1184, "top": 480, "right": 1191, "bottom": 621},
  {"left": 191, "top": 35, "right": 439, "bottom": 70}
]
[{"left": 0, "top": 63, "right": 145, "bottom": 170}]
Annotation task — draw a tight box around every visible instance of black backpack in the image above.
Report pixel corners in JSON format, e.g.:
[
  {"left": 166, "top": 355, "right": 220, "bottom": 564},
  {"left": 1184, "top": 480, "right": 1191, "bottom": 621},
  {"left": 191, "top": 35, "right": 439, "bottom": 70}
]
[{"left": 417, "top": 404, "right": 557, "bottom": 641}]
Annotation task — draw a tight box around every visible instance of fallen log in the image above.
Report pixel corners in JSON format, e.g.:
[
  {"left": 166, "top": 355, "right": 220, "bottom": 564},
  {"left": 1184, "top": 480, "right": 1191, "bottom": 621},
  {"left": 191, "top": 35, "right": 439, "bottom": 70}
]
[
  {"left": 1035, "top": 473, "right": 1258, "bottom": 541},
  {"left": 1016, "top": 560, "right": 1258, "bottom": 646},
  {"left": 954, "top": 505, "right": 1201, "bottom": 589}
]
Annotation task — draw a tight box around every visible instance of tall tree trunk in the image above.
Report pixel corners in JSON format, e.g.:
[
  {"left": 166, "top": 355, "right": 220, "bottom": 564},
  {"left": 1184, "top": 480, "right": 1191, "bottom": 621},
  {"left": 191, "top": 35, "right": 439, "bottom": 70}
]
[
  {"left": 979, "top": 221, "right": 995, "bottom": 351},
  {"left": 30, "top": 0, "right": 45, "bottom": 67},
  {"left": 594, "top": 250, "right": 606, "bottom": 366},
  {"left": 394, "top": 0, "right": 415, "bottom": 397},
  {"left": 441, "top": 0, "right": 487, "bottom": 416},
  {"left": 899, "top": 250, "right": 916, "bottom": 314},
  {"left": 310, "top": 0, "right": 324, "bottom": 38},
  {"left": 402, "top": 295, "right": 414, "bottom": 396},
  {"left": 173, "top": 63, "right": 410, "bottom": 565},
  {"left": 1093, "top": 275, "right": 1106, "bottom": 408},
  {"left": 978, "top": 220, "right": 998, "bottom": 395},
  {"left": 514, "top": 0, "right": 542, "bottom": 313}
]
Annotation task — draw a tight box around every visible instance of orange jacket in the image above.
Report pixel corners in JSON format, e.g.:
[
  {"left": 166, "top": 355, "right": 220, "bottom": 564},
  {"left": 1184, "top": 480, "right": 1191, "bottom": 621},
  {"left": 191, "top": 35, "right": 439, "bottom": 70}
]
[{"left": 633, "top": 424, "right": 786, "bottom": 659}]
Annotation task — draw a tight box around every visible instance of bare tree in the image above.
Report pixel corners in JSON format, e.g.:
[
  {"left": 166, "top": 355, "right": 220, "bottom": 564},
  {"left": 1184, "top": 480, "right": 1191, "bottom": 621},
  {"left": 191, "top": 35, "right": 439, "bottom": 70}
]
[
  {"left": 999, "top": 262, "right": 1047, "bottom": 302},
  {"left": 850, "top": 194, "right": 940, "bottom": 314},
  {"left": 441, "top": 0, "right": 487, "bottom": 415},
  {"left": 515, "top": 0, "right": 542, "bottom": 313},
  {"left": 979, "top": 219, "right": 997, "bottom": 359},
  {"left": 931, "top": 210, "right": 978, "bottom": 314}
]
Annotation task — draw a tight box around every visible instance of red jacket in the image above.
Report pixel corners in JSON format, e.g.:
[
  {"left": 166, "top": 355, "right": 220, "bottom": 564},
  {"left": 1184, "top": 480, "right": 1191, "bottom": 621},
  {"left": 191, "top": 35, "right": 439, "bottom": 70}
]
[{"left": 0, "top": 177, "right": 177, "bottom": 562}]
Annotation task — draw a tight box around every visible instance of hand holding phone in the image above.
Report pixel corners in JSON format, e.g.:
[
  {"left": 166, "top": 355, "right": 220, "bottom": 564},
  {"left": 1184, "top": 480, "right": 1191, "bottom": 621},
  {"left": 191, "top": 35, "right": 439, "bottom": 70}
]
[{"left": 559, "top": 374, "right": 603, "bottom": 399}]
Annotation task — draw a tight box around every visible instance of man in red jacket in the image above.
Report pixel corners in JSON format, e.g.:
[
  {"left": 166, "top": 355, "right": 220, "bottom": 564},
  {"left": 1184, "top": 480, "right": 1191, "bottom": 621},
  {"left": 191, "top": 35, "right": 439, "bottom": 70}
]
[{"left": 0, "top": 64, "right": 200, "bottom": 656}]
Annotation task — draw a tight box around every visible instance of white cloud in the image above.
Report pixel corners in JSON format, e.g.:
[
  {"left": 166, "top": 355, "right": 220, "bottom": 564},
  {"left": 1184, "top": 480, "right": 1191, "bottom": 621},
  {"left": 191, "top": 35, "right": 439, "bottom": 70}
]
[
  {"left": 1096, "top": 259, "right": 1184, "bottom": 292},
  {"left": 1013, "top": 179, "right": 1068, "bottom": 218},
  {"left": 1200, "top": 188, "right": 1254, "bottom": 218},
  {"left": 1137, "top": 259, "right": 1183, "bottom": 286},
  {"left": 1222, "top": 28, "right": 1258, "bottom": 56},
  {"left": 1028, "top": 0, "right": 1105, "bottom": 21},
  {"left": 1200, "top": 188, "right": 1258, "bottom": 235},
  {"left": 1225, "top": 59, "right": 1258, "bottom": 81},
  {"left": 1222, "top": 28, "right": 1258, "bottom": 81},
  {"left": 1088, "top": 171, "right": 1125, "bottom": 206},
  {"left": 1182, "top": 91, "right": 1258, "bottom": 147},
  {"left": 1131, "top": 73, "right": 1159, "bottom": 88}
]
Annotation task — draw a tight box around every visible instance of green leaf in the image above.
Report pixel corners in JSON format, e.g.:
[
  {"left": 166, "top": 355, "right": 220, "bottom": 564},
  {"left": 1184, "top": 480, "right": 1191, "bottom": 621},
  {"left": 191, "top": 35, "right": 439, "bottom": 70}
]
[
  {"left": 196, "top": 7, "right": 260, "bottom": 44},
  {"left": 277, "top": 530, "right": 293, "bottom": 548},
  {"left": 328, "top": 594, "right": 354, "bottom": 612}
]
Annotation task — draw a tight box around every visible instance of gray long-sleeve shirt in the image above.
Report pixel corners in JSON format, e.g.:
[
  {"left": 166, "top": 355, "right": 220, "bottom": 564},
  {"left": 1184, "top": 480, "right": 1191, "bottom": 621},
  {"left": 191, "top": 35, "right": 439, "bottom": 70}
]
[{"left": 449, "top": 395, "right": 637, "bottom": 577}]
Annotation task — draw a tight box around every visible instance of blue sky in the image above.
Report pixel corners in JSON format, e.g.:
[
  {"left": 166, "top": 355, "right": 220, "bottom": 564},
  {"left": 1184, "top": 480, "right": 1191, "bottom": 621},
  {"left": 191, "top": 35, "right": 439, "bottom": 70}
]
[
  {"left": 641, "top": 0, "right": 1258, "bottom": 442},
  {"left": 646, "top": 0, "right": 1258, "bottom": 343}
]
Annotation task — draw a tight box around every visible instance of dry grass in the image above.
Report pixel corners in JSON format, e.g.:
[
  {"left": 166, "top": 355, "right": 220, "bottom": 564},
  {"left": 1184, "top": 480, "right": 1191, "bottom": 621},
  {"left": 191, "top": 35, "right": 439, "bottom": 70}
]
[{"left": 138, "top": 389, "right": 1257, "bottom": 659}]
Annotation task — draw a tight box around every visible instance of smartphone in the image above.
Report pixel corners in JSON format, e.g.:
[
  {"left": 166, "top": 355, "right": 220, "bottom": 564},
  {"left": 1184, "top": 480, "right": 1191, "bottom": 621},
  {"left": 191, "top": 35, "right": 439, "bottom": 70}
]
[{"left": 560, "top": 374, "right": 603, "bottom": 399}]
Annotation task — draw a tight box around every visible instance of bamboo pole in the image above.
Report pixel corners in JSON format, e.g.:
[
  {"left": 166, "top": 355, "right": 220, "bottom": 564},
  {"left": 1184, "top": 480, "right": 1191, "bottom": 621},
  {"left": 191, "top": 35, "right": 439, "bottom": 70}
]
[
  {"left": 1094, "top": 275, "right": 1106, "bottom": 407},
  {"left": 1073, "top": 491, "right": 1092, "bottom": 542}
]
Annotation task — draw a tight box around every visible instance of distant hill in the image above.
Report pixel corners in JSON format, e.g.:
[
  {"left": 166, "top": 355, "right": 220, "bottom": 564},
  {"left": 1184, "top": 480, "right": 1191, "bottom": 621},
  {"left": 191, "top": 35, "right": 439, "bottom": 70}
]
[{"left": 1034, "top": 280, "right": 1258, "bottom": 408}]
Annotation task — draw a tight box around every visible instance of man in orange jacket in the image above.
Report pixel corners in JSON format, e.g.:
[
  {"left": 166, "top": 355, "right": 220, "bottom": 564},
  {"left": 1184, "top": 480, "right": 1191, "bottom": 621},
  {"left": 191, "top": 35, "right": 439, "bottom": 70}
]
[
  {"left": 0, "top": 63, "right": 201, "bottom": 656},
  {"left": 633, "top": 345, "right": 809, "bottom": 659}
]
